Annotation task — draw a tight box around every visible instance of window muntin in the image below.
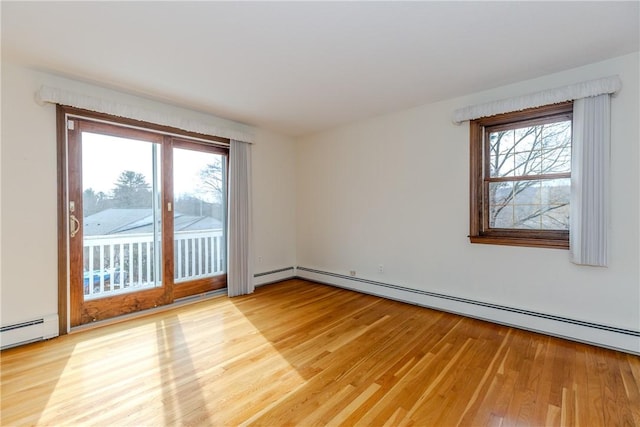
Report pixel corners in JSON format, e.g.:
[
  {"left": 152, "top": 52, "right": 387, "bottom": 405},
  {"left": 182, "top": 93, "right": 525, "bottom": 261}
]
[{"left": 470, "top": 102, "right": 572, "bottom": 248}]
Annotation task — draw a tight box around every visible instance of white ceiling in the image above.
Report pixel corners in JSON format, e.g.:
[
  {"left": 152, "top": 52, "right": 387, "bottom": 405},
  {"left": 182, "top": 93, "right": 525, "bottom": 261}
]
[{"left": 2, "top": 1, "right": 638, "bottom": 137}]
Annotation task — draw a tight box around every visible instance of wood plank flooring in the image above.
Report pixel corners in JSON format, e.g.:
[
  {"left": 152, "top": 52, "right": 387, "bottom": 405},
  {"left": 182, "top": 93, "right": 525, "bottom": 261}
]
[{"left": 1, "top": 279, "right": 639, "bottom": 426}]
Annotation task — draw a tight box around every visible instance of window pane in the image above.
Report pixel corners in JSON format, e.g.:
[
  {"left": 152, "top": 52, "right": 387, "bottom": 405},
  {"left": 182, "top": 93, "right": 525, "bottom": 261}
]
[
  {"left": 489, "top": 181, "right": 514, "bottom": 227},
  {"left": 82, "top": 132, "right": 162, "bottom": 300},
  {"left": 490, "top": 120, "right": 571, "bottom": 178},
  {"left": 489, "top": 178, "right": 569, "bottom": 230},
  {"left": 173, "top": 147, "right": 227, "bottom": 283},
  {"left": 540, "top": 121, "right": 572, "bottom": 173},
  {"left": 489, "top": 131, "right": 515, "bottom": 177}
]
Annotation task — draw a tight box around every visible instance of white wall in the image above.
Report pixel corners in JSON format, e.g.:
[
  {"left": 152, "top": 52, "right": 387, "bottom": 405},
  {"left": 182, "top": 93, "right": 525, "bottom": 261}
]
[
  {"left": 0, "top": 60, "right": 297, "bottom": 329},
  {"left": 2, "top": 52, "right": 638, "bottom": 352},
  {"left": 296, "top": 53, "right": 640, "bottom": 352},
  {"left": 1, "top": 62, "right": 59, "bottom": 327},
  {"left": 252, "top": 128, "right": 297, "bottom": 276}
]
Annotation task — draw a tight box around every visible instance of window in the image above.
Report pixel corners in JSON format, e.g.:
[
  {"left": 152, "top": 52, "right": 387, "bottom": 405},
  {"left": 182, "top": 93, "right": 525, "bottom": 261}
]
[{"left": 469, "top": 102, "right": 573, "bottom": 249}]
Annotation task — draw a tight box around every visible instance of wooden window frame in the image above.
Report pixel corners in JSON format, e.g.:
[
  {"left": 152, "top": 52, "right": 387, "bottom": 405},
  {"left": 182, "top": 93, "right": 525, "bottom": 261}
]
[{"left": 469, "top": 102, "right": 573, "bottom": 249}]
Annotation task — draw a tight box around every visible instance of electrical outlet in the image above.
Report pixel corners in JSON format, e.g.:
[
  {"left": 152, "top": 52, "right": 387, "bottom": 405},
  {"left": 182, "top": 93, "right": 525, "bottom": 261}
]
[
  {"left": 350, "top": 270, "right": 356, "bottom": 277},
  {"left": 378, "top": 264, "right": 384, "bottom": 273}
]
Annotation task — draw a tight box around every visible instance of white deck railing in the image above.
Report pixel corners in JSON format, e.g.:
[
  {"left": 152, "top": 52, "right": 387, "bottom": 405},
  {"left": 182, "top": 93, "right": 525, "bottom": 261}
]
[{"left": 83, "top": 229, "right": 224, "bottom": 299}]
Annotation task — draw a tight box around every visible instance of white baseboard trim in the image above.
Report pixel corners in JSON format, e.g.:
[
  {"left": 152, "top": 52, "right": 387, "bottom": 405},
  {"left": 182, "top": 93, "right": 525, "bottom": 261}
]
[
  {"left": 254, "top": 267, "right": 296, "bottom": 287},
  {"left": 296, "top": 267, "right": 640, "bottom": 355}
]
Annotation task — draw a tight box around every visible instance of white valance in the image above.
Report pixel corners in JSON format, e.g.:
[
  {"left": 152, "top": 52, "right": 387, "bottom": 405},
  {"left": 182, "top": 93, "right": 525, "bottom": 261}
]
[
  {"left": 35, "top": 85, "right": 254, "bottom": 143},
  {"left": 452, "top": 76, "right": 622, "bottom": 124}
]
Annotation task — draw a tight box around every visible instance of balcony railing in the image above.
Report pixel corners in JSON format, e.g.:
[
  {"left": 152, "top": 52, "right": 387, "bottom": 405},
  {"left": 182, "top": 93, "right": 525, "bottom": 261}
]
[{"left": 83, "top": 229, "right": 224, "bottom": 299}]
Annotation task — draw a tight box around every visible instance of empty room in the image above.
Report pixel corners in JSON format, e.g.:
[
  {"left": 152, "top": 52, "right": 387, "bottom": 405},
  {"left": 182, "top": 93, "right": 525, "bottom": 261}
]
[{"left": 1, "top": 1, "right": 639, "bottom": 426}]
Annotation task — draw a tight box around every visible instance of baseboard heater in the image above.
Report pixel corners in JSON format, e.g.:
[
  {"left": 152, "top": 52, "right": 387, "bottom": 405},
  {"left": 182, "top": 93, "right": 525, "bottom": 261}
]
[
  {"left": 296, "top": 267, "right": 640, "bottom": 354},
  {"left": 1, "top": 314, "right": 59, "bottom": 350}
]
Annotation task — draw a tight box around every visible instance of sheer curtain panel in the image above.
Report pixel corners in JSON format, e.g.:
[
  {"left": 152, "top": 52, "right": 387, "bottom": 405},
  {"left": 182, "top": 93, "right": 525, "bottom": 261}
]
[
  {"left": 227, "top": 140, "right": 254, "bottom": 296},
  {"left": 570, "top": 94, "right": 610, "bottom": 266}
]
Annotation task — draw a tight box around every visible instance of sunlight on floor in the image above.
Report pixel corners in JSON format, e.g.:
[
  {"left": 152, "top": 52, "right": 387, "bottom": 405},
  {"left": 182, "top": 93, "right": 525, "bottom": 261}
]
[{"left": 34, "top": 303, "right": 306, "bottom": 425}]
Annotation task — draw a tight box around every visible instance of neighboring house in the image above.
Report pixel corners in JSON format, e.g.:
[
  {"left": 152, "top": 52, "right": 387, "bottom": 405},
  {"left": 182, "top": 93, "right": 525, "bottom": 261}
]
[{"left": 83, "top": 208, "right": 223, "bottom": 236}]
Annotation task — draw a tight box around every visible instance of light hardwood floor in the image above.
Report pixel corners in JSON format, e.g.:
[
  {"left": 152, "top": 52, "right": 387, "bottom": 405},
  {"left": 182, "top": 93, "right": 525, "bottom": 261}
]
[{"left": 1, "top": 279, "right": 639, "bottom": 426}]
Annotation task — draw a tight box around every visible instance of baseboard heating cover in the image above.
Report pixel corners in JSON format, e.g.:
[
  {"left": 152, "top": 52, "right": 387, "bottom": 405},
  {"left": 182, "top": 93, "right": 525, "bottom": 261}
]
[
  {"left": 296, "top": 267, "right": 640, "bottom": 355},
  {"left": 254, "top": 266, "right": 296, "bottom": 286},
  {"left": 1, "top": 314, "right": 59, "bottom": 350}
]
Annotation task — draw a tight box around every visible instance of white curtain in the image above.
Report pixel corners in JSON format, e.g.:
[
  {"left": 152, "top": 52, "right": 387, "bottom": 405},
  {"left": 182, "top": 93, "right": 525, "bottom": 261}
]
[
  {"left": 570, "top": 94, "right": 610, "bottom": 266},
  {"left": 227, "top": 139, "right": 254, "bottom": 296}
]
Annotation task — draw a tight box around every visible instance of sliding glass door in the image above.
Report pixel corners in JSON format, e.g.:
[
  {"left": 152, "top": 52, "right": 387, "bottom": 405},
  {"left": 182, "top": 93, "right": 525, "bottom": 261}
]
[{"left": 63, "top": 110, "right": 228, "bottom": 327}]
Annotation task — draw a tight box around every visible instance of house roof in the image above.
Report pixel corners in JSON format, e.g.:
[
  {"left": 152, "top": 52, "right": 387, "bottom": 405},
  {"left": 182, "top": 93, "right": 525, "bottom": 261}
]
[{"left": 83, "top": 208, "right": 222, "bottom": 236}]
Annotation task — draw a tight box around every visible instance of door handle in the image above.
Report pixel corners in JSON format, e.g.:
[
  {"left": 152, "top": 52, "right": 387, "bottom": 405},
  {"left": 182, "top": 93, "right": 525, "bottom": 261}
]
[{"left": 70, "top": 214, "right": 80, "bottom": 238}]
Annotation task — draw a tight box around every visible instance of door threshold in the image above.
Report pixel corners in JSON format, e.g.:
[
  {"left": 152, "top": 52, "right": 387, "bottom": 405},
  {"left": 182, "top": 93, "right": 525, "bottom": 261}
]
[{"left": 69, "top": 288, "right": 227, "bottom": 334}]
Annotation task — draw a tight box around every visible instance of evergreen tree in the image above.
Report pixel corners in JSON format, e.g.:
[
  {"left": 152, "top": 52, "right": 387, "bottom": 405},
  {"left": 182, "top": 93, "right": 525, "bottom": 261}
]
[{"left": 111, "top": 171, "right": 152, "bottom": 208}]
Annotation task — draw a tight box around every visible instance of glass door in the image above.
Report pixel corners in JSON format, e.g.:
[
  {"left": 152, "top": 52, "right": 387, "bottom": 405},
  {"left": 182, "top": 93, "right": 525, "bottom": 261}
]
[
  {"left": 65, "top": 115, "right": 229, "bottom": 327},
  {"left": 172, "top": 140, "right": 228, "bottom": 299},
  {"left": 82, "top": 133, "right": 163, "bottom": 298},
  {"left": 68, "top": 119, "right": 168, "bottom": 326}
]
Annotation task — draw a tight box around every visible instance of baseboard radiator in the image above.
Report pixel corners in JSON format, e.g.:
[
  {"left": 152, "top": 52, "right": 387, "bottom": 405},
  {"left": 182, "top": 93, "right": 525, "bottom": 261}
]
[
  {"left": 296, "top": 267, "right": 640, "bottom": 355},
  {"left": 1, "top": 314, "right": 59, "bottom": 350}
]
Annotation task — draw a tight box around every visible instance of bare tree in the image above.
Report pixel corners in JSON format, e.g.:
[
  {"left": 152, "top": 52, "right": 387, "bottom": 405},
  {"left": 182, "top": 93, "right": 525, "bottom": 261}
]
[
  {"left": 488, "top": 120, "right": 571, "bottom": 229},
  {"left": 198, "top": 158, "right": 224, "bottom": 203}
]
